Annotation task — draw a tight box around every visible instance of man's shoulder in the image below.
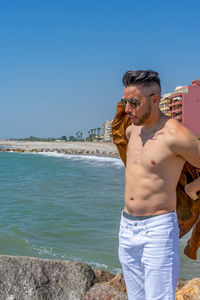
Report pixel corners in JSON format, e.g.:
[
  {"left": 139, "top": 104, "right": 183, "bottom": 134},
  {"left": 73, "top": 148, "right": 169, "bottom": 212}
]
[
  {"left": 164, "top": 118, "right": 199, "bottom": 158},
  {"left": 164, "top": 117, "right": 191, "bottom": 139},
  {"left": 164, "top": 116, "right": 182, "bottom": 130}
]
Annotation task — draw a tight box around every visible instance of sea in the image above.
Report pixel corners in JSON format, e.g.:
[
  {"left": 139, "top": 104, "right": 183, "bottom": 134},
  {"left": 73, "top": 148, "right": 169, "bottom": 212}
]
[{"left": 0, "top": 150, "right": 199, "bottom": 280}]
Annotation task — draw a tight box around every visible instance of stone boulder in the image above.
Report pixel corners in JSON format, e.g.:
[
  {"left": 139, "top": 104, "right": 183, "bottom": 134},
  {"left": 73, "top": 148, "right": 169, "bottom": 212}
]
[
  {"left": 94, "top": 269, "right": 115, "bottom": 284},
  {"left": 105, "top": 273, "right": 126, "bottom": 294},
  {"left": 176, "top": 277, "right": 188, "bottom": 292},
  {"left": 0, "top": 255, "right": 95, "bottom": 300},
  {"left": 175, "top": 278, "right": 200, "bottom": 299},
  {"left": 84, "top": 271, "right": 127, "bottom": 300},
  {"left": 83, "top": 283, "right": 128, "bottom": 300},
  {"left": 94, "top": 270, "right": 126, "bottom": 293}
]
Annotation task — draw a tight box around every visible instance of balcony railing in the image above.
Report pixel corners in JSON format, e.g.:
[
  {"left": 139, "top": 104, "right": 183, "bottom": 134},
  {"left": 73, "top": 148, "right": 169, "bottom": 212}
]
[
  {"left": 173, "top": 97, "right": 182, "bottom": 101},
  {"left": 168, "top": 100, "right": 182, "bottom": 107},
  {"left": 170, "top": 108, "right": 182, "bottom": 114}
]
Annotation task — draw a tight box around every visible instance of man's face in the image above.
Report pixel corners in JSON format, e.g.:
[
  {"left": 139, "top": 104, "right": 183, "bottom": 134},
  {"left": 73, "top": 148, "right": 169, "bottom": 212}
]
[{"left": 123, "top": 85, "right": 153, "bottom": 126}]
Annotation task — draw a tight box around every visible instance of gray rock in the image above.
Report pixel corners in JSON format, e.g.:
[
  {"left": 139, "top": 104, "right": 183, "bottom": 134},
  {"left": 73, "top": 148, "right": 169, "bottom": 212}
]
[{"left": 0, "top": 255, "right": 95, "bottom": 300}]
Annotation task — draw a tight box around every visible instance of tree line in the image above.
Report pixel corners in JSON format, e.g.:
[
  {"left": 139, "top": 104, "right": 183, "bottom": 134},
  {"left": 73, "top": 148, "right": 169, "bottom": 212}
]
[{"left": 8, "top": 127, "right": 103, "bottom": 142}]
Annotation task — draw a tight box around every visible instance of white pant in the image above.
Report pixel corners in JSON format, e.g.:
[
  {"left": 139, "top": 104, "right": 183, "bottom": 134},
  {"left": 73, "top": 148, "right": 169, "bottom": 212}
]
[{"left": 118, "top": 210, "right": 180, "bottom": 300}]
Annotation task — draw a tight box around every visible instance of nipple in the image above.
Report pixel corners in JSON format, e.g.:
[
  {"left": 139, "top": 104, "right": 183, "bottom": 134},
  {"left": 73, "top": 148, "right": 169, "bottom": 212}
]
[{"left": 151, "top": 160, "right": 156, "bottom": 165}]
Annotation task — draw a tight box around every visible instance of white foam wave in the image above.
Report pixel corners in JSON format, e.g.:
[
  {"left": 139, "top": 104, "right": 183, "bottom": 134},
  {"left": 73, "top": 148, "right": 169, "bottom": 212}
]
[
  {"left": 34, "top": 245, "right": 56, "bottom": 257},
  {"left": 4, "top": 150, "right": 123, "bottom": 168},
  {"left": 26, "top": 241, "right": 67, "bottom": 259},
  {"left": 66, "top": 257, "right": 109, "bottom": 270},
  {"left": 25, "top": 240, "right": 122, "bottom": 273},
  {"left": 37, "top": 151, "right": 124, "bottom": 168},
  {"left": 88, "top": 262, "right": 108, "bottom": 269},
  {"left": 26, "top": 241, "right": 110, "bottom": 269}
]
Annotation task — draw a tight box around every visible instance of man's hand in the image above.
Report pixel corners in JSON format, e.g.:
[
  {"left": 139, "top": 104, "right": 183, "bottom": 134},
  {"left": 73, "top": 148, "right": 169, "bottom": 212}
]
[{"left": 185, "top": 183, "right": 199, "bottom": 200}]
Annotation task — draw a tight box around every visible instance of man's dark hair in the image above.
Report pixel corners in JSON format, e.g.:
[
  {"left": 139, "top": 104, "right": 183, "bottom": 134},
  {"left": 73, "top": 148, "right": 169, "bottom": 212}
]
[{"left": 122, "top": 70, "right": 161, "bottom": 89}]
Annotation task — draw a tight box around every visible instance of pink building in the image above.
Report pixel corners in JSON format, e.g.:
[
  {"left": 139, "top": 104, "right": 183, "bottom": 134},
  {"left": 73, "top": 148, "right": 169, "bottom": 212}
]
[{"left": 168, "top": 79, "right": 200, "bottom": 137}]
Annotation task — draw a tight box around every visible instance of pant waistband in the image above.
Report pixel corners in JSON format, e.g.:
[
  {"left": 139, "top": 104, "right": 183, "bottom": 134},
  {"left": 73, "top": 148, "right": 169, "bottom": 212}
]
[{"left": 123, "top": 210, "right": 175, "bottom": 221}]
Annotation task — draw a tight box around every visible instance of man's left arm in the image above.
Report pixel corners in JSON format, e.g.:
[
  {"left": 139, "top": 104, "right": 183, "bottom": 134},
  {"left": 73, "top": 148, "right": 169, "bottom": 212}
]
[{"left": 169, "top": 119, "right": 200, "bottom": 169}]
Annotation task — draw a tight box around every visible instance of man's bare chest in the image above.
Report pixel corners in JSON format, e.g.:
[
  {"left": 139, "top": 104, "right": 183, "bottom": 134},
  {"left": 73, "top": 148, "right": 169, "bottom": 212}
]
[{"left": 127, "top": 132, "right": 174, "bottom": 170}]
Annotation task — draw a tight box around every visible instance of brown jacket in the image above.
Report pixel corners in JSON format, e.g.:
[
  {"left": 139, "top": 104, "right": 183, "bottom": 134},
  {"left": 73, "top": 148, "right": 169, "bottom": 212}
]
[{"left": 112, "top": 102, "right": 200, "bottom": 259}]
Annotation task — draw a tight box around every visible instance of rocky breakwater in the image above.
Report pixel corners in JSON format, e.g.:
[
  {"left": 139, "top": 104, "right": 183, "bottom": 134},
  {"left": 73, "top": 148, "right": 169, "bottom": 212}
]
[
  {"left": 175, "top": 278, "right": 200, "bottom": 299},
  {"left": 0, "top": 255, "right": 127, "bottom": 300},
  {"left": 84, "top": 271, "right": 200, "bottom": 300},
  {"left": 0, "top": 255, "right": 199, "bottom": 300},
  {"left": 0, "top": 141, "right": 120, "bottom": 158},
  {"left": 0, "top": 255, "right": 95, "bottom": 300}
]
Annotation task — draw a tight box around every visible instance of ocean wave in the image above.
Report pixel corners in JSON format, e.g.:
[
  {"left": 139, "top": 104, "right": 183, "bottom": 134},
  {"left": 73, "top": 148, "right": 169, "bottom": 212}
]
[
  {"left": 25, "top": 241, "right": 113, "bottom": 271},
  {"left": 2, "top": 149, "right": 123, "bottom": 168},
  {"left": 37, "top": 151, "right": 124, "bottom": 168}
]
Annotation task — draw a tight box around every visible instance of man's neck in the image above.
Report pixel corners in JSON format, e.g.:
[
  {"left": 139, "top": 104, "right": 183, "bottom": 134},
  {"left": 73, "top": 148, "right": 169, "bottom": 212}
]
[{"left": 142, "top": 112, "right": 163, "bottom": 135}]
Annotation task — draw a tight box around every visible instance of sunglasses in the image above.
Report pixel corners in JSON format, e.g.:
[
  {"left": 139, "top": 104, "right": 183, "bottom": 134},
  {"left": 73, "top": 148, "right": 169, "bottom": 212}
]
[{"left": 121, "top": 93, "right": 155, "bottom": 108}]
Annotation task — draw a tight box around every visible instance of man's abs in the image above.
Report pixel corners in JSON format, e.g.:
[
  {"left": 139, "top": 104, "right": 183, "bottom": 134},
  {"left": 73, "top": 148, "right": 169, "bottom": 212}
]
[
  {"left": 124, "top": 164, "right": 182, "bottom": 216},
  {"left": 124, "top": 193, "right": 177, "bottom": 216}
]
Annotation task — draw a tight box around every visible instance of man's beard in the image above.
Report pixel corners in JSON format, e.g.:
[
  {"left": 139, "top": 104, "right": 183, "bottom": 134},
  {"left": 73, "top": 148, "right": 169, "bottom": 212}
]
[{"left": 132, "top": 105, "right": 151, "bottom": 126}]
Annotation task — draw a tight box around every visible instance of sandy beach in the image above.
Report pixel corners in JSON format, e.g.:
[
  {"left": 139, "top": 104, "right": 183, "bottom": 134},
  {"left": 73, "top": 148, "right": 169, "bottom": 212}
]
[{"left": 0, "top": 140, "right": 120, "bottom": 158}]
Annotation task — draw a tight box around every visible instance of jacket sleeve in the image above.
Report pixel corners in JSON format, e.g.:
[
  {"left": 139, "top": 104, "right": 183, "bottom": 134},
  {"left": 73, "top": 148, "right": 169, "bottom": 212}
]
[
  {"left": 112, "top": 102, "right": 132, "bottom": 166},
  {"left": 176, "top": 162, "right": 200, "bottom": 259}
]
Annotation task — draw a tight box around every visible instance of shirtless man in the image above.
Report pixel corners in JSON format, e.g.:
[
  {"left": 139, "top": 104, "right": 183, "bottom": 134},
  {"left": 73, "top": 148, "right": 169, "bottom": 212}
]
[{"left": 118, "top": 70, "right": 200, "bottom": 300}]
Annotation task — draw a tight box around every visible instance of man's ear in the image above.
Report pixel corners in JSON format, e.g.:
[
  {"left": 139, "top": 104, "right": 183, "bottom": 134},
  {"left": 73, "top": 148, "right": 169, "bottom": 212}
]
[{"left": 153, "top": 94, "right": 160, "bottom": 104}]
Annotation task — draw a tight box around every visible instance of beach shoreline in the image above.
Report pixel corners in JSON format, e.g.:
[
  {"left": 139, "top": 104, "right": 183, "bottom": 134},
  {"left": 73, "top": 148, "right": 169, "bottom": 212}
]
[{"left": 0, "top": 140, "right": 120, "bottom": 159}]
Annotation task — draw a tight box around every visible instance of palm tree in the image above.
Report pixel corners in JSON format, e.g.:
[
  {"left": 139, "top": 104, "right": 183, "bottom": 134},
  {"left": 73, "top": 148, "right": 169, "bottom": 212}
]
[
  {"left": 80, "top": 132, "right": 83, "bottom": 140},
  {"left": 97, "top": 128, "right": 101, "bottom": 137},
  {"left": 90, "top": 129, "right": 94, "bottom": 137},
  {"left": 76, "top": 131, "right": 79, "bottom": 140},
  {"left": 76, "top": 131, "right": 83, "bottom": 141}
]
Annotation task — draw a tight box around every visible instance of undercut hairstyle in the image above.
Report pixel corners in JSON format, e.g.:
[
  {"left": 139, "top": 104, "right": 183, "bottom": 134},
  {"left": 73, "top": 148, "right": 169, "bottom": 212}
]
[{"left": 122, "top": 70, "right": 161, "bottom": 90}]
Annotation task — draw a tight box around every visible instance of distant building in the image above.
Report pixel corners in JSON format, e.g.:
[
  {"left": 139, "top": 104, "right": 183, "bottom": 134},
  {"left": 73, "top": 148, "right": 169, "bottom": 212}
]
[
  {"left": 168, "top": 79, "right": 200, "bottom": 136},
  {"left": 159, "top": 80, "right": 200, "bottom": 137},
  {"left": 103, "top": 120, "right": 113, "bottom": 142},
  {"left": 159, "top": 93, "right": 172, "bottom": 116}
]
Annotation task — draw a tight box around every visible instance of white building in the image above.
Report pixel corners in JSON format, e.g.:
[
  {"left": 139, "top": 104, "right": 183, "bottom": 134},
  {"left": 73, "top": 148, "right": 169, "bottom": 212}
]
[{"left": 103, "top": 120, "right": 113, "bottom": 142}]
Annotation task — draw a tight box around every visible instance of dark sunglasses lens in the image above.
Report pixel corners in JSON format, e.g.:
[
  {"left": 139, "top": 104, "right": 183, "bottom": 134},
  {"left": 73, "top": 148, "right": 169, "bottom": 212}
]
[{"left": 121, "top": 99, "right": 127, "bottom": 107}]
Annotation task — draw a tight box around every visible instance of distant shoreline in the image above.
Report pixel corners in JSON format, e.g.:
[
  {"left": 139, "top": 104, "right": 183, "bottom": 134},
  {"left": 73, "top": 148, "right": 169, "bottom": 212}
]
[{"left": 0, "top": 140, "right": 120, "bottom": 159}]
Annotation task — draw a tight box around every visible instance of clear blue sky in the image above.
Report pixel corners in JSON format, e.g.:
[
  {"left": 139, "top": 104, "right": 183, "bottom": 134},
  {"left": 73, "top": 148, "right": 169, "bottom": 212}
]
[{"left": 1, "top": 0, "right": 200, "bottom": 139}]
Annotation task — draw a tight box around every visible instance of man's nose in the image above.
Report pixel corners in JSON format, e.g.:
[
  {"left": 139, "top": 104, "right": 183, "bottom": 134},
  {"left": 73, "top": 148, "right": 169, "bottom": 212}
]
[{"left": 125, "top": 102, "right": 132, "bottom": 113}]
